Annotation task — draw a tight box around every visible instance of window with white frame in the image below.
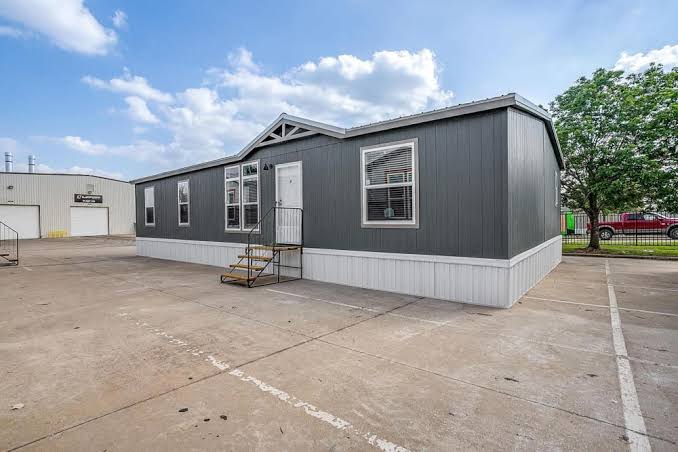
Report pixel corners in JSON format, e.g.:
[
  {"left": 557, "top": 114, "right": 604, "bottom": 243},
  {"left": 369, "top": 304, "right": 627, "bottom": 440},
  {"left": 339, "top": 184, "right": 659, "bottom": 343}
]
[
  {"left": 361, "top": 139, "right": 418, "bottom": 227},
  {"left": 225, "top": 165, "right": 241, "bottom": 230},
  {"left": 144, "top": 186, "right": 155, "bottom": 226},
  {"left": 241, "top": 162, "right": 259, "bottom": 229},
  {"left": 178, "top": 180, "right": 190, "bottom": 225},
  {"left": 224, "top": 161, "right": 259, "bottom": 231},
  {"left": 555, "top": 170, "right": 559, "bottom": 207}
]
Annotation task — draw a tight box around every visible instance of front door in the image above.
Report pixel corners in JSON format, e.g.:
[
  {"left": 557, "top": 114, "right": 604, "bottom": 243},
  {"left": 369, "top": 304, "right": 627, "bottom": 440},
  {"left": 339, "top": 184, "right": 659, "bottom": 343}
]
[{"left": 275, "top": 161, "right": 303, "bottom": 245}]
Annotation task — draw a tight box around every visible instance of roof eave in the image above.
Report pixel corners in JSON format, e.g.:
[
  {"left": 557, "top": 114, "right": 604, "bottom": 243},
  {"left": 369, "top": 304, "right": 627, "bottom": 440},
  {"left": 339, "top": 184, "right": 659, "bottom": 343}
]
[{"left": 131, "top": 93, "right": 564, "bottom": 184}]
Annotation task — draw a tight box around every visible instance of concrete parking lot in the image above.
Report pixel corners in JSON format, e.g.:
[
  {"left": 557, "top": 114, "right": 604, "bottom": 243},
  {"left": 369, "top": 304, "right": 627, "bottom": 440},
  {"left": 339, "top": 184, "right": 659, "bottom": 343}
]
[{"left": 1, "top": 237, "right": 677, "bottom": 451}]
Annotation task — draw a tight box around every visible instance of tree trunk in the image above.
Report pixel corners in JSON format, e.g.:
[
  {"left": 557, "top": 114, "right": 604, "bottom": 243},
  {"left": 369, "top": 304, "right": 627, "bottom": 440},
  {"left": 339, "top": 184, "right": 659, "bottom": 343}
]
[{"left": 587, "top": 209, "right": 601, "bottom": 250}]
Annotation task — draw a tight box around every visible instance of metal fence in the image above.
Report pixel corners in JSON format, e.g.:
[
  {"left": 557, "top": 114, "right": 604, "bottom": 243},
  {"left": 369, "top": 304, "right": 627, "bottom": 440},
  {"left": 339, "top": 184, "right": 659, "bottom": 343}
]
[{"left": 561, "top": 211, "right": 678, "bottom": 246}]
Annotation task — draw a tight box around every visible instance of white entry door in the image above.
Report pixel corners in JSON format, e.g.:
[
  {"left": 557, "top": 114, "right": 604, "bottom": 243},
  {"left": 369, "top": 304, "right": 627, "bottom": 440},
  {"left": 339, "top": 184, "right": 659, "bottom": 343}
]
[
  {"left": 0, "top": 205, "right": 40, "bottom": 239},
  {"left": 70, "top": 207, "right": 109, "bottom": 236},
  {"left": 275, "top": 161, "right": 303, "bottom": 245}
]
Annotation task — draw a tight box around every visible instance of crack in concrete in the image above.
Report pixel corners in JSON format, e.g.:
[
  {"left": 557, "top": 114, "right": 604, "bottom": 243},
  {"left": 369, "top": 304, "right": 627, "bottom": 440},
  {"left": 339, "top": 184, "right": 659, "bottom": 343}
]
[
  {"left": 8, "top": 254, "right": 675, "bottom": 450},
  {"left": 7, "top": 262, "right": 417, "bottom": 451}
]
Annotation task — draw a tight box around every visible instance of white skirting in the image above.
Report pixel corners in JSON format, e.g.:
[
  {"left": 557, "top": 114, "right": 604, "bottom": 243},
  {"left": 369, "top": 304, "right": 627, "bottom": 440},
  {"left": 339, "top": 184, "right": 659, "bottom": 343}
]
[{"left": 136, "top": 235, "right": 562, "bottom": 308}]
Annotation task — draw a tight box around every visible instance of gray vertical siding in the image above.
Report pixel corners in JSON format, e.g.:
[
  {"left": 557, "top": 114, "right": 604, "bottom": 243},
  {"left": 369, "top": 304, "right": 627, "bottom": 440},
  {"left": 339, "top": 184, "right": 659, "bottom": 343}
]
[
  {"left": 137, "top": 110, "right": 513, "bottom": 259},
  {"left": 507, "top": 108, "right": 561, "bottom": 257}
]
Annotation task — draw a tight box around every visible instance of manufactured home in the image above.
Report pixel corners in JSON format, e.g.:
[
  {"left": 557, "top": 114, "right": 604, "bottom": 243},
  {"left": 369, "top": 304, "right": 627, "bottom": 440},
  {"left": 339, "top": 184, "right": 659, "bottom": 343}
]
[{"left": 132, "top": 93, "right": 563, "bottom": 308}]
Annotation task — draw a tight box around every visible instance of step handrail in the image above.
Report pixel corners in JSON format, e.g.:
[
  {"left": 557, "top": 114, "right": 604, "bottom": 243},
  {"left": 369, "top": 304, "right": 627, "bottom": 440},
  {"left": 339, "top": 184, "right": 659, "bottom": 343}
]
[
  {"left": 246, "top": 206, "right": 303, "bottom": 283},
  {"left": 0, "top": 220, "right": 19, "bottom": 265}
]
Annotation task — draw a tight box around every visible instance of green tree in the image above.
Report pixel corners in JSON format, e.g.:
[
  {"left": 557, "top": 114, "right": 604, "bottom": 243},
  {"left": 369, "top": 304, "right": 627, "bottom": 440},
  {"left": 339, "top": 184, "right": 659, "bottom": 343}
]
[{"left": 550, "top": 65, "right": 677, "bottom": 249}]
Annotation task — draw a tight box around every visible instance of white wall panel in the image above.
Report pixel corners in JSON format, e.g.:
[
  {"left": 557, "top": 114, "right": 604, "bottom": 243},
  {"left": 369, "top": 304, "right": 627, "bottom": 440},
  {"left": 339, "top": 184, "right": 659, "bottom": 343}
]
[{"left": 137, "top": 235, "right": 562, "bottom": 308}]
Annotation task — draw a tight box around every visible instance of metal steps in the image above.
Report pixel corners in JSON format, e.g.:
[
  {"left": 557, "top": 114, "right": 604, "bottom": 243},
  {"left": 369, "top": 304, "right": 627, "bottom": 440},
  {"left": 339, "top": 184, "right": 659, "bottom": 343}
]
[
  {"left": 220, "top": 206, "right": 303, "bottom": 288},
  {"left": 230, "top": 263, "right": 266, "bottom": 271},
  {"left": 246, "top": 244, "right": 302, "bottom": 252},
  {"left": 220, "top": 272, "right": 256, "bottom": 282},
  {"left": 237, "top": 254, "right": 273, "bottom": 261}
]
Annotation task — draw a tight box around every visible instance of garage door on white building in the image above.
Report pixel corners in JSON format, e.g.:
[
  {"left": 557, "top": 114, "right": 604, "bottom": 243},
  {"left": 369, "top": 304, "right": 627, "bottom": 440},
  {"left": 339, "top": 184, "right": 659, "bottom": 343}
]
[
  {"left": 0, "top": 205, "right": 40, "bottom": 239},
  {"left": 70, "top": 207, "right": 109, "bottom": 236}
]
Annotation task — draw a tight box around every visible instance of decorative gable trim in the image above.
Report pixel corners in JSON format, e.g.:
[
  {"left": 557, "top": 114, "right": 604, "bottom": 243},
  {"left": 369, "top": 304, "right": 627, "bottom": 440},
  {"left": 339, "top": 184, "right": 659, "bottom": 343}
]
[{"left": 256, "top": 121, "right": 316, "bottom": 147}]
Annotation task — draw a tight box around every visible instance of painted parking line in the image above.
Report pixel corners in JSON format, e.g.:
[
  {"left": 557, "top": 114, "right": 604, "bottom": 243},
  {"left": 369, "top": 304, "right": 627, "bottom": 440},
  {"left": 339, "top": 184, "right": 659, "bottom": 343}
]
[
  {"left": 524, "top": 296, "right": 678, "bottom": 318},
  {"left": 118, "top": 312, "right": 409, "bottom": 452},
  {"left": 606, "top": 260, "right": 651, "bottom": 452}
]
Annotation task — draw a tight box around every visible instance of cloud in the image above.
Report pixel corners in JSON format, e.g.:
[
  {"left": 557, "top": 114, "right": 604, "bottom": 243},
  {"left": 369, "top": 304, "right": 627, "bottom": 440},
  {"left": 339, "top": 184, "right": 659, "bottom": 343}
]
[
  {"left": 0, "top": 25, "right": 30, "bottom": 38},
  {"left": 112, "top": 10, "right": 127, "bottom": 29},
  {"left": 82, "top": 69, "right": 173, "bottom": 103},
  {"left": 614, "top": 44, "right": 678, "bottom": 72},
  {"left": 125, "top": 97, "right": 159, "bottom": 124},
  {"left": 0, "top": 0, "right": 117, "bottom": 55},
  {"left": 47, "top": 135, "right": 185, "bottom": 167},
  {"left": 68, "top": 48, "right": 454, "bottom": 172},
  {"left": 212, "top": 48, "right": 454, "bottom": 127},
  {"left": 0, "top": 136, "right": 124, "bottom": 179}
]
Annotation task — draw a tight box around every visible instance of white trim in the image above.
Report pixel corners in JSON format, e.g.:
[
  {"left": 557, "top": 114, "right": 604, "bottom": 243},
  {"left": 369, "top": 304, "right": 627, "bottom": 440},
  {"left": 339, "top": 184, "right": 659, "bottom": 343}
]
[
  {"left": 360, "top": 138, "right": 419, "bottom": 228},
  {"left": 224, "top": 164, "right": 241, "bottom": 231},
  {"left": 177, "top": 179, "right": 190, "bottom": 226},
  {"left": 136, "top": 235, "right": 561, "bottom": 308},
  {"left": 224, "top": 161, "right": 260, "bottom": 232},
  {"left": 241, "top": 161, "right": 260, "bottom": 231}
]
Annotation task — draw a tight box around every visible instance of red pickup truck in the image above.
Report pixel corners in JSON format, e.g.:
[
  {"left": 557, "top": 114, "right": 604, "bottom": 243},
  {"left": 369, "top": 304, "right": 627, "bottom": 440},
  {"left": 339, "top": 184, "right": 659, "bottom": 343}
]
[{"left": 589, "top": 213, "right": 678, "bottom": 240}]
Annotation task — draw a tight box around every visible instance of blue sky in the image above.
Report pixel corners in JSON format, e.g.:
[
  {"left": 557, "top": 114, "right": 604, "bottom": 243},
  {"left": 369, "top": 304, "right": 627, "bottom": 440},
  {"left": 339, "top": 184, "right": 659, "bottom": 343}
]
[{"left": 0, "top": 0, "right": 676, "bottom": 180}]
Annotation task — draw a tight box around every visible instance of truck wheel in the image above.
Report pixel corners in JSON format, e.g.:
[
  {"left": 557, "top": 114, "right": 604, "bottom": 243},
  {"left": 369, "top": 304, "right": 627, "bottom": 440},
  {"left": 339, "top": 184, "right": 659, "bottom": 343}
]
[
  {"left": 669, "top": 227, "right": 678, "bottom": 240},
  {"left": 599, "top": 228, "right": 613, "bottom": 240}
]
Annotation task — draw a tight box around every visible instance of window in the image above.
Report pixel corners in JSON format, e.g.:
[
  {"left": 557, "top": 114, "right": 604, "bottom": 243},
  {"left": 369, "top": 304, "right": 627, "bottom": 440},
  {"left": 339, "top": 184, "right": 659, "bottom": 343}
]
[
  {"left": 178, "top": 180, "right": 190, "bottom": 226},
  {"left": 554, "top": 170, "right": 559, "bottom": 207},
  {"left": 242, "top": 162, "right": 259, "bottom": 229},
  {"left": 225, "top": 166, "right": 240, "bottom": 230},
  {"left": 144, "top": 186, "right": 155, "bottom": 226},
  {"left": 224, "top": 161, "right": 259, "bottom": 231},
  {"left": 642, "top": 213, "right": 656, "bottom": 221},
  {"left": 361, "top": 139, "right": 418, "bottom": 228}
]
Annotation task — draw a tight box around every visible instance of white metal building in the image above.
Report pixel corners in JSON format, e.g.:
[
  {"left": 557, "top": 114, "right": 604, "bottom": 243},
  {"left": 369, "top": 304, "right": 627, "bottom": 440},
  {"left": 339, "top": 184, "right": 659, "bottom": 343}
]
[{"left": 0, "top": 172, "right": 135, "bottom": 239}]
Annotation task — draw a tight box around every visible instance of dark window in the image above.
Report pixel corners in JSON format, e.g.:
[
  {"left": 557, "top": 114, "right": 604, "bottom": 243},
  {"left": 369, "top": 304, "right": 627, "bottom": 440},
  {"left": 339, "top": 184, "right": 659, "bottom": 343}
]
[
  {"left": 366, "top": 186, "right": 413, "bottom": 221},
  {"left": 146, "top": 207, "right": 154, "bottom": 225},
  {"left": 226, "top": 206, "right": 240, "bottom": 229},
  {"left": 179, "top": 204, "right": 189, "bottom": 224},
  {"left": 243, "top": 204, "right": 259, "bottom": 229}
]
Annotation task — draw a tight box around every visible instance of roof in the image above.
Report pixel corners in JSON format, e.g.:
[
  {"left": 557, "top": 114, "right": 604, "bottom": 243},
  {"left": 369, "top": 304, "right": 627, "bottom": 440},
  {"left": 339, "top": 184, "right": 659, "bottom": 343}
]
[
  {"left": 132, "top": 93, "right": 564, "bottom": 184},
  {"left": 0, "top": 172, "right": 130, "bottom": 184}
]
